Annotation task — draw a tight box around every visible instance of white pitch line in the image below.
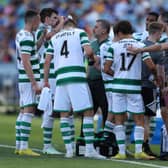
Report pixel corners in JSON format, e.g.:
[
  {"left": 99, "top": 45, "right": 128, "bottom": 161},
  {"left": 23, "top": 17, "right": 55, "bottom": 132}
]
[
  {"left": 0, "top": 144, "right": 168, "bottom": 168},
  {"left": 0, "top": 144, "right": 42, "bottom": 152},
  {"left": 110, "top": 158, "right": 168, "bottom": 168}
]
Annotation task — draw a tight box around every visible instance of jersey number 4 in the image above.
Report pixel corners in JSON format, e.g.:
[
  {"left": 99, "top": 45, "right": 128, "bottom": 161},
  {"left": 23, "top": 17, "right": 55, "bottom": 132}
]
[
  {"left": 61, "top": 40, "right": 69, "bottom": 58},
  {"left": 120, "top": 52, "right": 136, "bottom": 71}
]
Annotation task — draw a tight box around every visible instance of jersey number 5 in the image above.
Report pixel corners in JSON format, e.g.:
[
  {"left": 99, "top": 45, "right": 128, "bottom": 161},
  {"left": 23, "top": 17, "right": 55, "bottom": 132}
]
[
  {"left": 61, "top": 40, "right": 69, "bottom": 58},
  {"left": 120, "top": 52, "right": 136, "bottom": 71}
]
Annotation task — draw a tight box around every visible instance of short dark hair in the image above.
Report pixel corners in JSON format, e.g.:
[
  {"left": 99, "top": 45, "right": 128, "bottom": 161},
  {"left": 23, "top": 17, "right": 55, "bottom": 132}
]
[
  {"left": 24, "top": 10, "right": 38, "bottom": 23},
  {"left": 114, "top": 20, "right": 133, "bottom": 35},
  {"left": 160, "top": 11, "right": 168, "bottom": 23},
  {"left": 40, "top": 8, "right": 58, "bottom": 23},
  {"left": 96, "top": 19, "right": 111, "bottom": 34},
  {"left": 148, "top": 22, "right": 163, "bottom": 34},
  {"left": 148, "top": 12, "right": 159, "bottom": 20}
]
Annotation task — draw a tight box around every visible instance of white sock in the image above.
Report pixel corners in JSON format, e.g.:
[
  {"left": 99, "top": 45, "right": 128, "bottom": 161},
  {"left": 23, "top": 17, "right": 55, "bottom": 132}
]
[
  {"left": 20, "top": 113, "right": 33, "bottom": 150},
  {"left": 42, "top": 115, "right": 54, "bottom": 149},
  {"left": 83, "top": 117, "right": 94, "bottom": 152},
  {"left": 104, "top": 120, "right": 115, "bottom": 134},
  {"left": 69, "top": 115, "right": 75, "bottom": 148},
  {"left": 15, "top": 112, "right": 23, "bottom": 150},
  {"left": 134, "top": 126, "right": 144, "bottom": 153},
  {"left": 114, "top": 125, "right": 125, "bottom": 155},
  {"left": 60, "top": 117, "right": 72, "bottom": 153}
]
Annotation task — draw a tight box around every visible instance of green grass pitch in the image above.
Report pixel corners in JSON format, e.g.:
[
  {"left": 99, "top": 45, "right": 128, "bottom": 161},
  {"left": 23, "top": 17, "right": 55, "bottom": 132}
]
[{"left": 0, "top": 113, "right": 168, "bottom": 168}]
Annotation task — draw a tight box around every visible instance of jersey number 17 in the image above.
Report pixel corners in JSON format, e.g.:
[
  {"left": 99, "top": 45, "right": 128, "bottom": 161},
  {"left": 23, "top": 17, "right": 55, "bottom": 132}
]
[{"left": 120, "top": 52, "right": 136, "bottom": 71}]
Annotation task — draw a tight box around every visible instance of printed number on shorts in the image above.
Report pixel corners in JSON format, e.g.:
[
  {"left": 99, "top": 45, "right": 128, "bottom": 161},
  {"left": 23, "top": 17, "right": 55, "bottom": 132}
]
[
  {"left": 61, "top": 40, "right": 69, "bottom": 58},
  {"left": 120, "top": 52, "right": 136, "bottom": 71}
]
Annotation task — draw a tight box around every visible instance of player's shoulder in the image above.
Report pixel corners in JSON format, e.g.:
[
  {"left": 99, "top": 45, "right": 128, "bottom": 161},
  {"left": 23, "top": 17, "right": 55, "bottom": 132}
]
[
  {"left": 159, "top": 33, "right": 168, "bottom": 43},
  {"left": 113, "top": 38, "right": 143, "bottom": 49},
  {"left": 73, "top": 28, "right": 87, "bottom": 36},
  {"left": 74, "top": 27, "right": 85, "bottom": 32},
  {"left": 35, "top": 27, "right": 43, "bottom": 37},
  {"left": 50, "top": 29, "right": 64, "bottom": 41},
  {"left": 132, "top": 31, "right": 148, "bottom": 41},
  {"left": 106, "top": 39, "right": 113, "bottom": 45},
  {"left": 111, "top": 40, "right": 119, "bottom": 47},
  {"left": 16, "top": 29, "right": 33, "bottom": 41},
  {"left": 118, "top": 38, "right": 137, "bottom": 44},
  {"left": 101, "top": 39, "right": 112, "bottom": 49},
  {"left": 132, "top": 32, "right": 143, "bottom": 41}
]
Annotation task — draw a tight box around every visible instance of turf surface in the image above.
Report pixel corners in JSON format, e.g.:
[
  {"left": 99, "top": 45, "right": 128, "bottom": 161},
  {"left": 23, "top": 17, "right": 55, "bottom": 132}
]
[{"left": 0, "top": 113, "right": 167, "bottom": 168}]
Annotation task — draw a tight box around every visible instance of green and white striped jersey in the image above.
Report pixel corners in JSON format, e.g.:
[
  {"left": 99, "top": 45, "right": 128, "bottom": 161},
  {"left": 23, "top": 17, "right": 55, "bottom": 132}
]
[
  {"left": 132, "top": 31, "right": 149, "bottom": 41},
  {"left": 15, "top": 29, "right": 40, "bottom": 83},
  {"left": 99, "top": 39, "right": 114, "bottom": 92},
  {"left": 111, "top": 38, "right": 151, "bottom": 94},
  {"left": 133, "top": 31, "right": 168, "bottom": 43},
  {"left": 159, "top": 32, "right": 168, "bottom": 43},
  {"left": 35, "top": 24, "right": 55, "bottom": 79},
  {"left": 46, "top": 27, "right": 90, "bottom": 86}
]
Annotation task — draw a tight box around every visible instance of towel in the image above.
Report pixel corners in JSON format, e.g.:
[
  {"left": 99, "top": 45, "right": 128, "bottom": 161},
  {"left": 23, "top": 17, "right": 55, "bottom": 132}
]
[{"left": 38, "top": 87, "right": 52, "bottom": 115}]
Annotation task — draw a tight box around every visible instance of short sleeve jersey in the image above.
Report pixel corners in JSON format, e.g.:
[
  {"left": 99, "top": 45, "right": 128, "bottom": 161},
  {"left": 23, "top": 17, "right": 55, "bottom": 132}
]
[
  {"left": 15, "top": 29, "right": 40, "bottom": 83},
  {"left": 46, "top": 27, "right": 90, "bottom": 86},
  {"left": 35, "top": 24, "right": 55, "bottom": 79},
  {"left": 99, "top": 39, "right": 114, "bottom": 90},
  {"left": 132, "top": 31, "right": 149, "bottom": 42},
  {"left": 111, "top": 38, "right": 151, "bottom": 94},
  {"left": 99, "top": 39, "right": 114, "bottom": 80}
]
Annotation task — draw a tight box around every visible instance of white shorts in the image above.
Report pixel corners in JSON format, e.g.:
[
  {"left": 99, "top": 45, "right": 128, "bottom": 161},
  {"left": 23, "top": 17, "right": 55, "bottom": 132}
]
[
  {"left": 19, "top": 83, "right": 38, "bottom": 108},
  {"left": 112, "top": 93, "right": 144, "bottom": 114},
  {"left": 19, "top": 98, "right": 24, "bottom": 109},
  {"left": 49, "top": 78, "right": 56, "bottom": 100},
  {"left": 106, "top": 91, "right": 113, "bottom": 113},
  {"left": 53, "top": 83, "right": 93, "bottom": 112}
]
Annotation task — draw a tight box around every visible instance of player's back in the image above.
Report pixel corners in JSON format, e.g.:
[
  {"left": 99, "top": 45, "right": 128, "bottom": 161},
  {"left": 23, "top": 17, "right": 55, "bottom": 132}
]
[
  {"left": 113, "top": 38, "right": 145, "bottom": 79},
  {"left": 112, "top": 38, "right": 149, "bottom": 94},
  {"left": 51, "top": 28, "right": 86, "bottom": 69},
  {"left": 50, "top": 27, "right": 89, "bottom": 85}
]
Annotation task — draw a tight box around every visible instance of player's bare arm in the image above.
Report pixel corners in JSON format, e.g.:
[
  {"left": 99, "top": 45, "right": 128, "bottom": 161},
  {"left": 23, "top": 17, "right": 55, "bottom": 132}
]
[
  {"left": 93, "top": 55, "right": 101, "bottom": 71},
  {"left": 144, "top": 58, "right": 160, "bottom": 86},
  {"left": 43, "top": 54, "right": 52, "bottom": 88},
  {"left": 127, "top": 43, "right": 163, "bottom": 54},
  {"left": 21, "top": 53, "right": 41, "bottom": 94},
  {"left": 103, "top": 60, "right": 114, "bottom": 76},
  {"left": 84, "top": 45, "right": 95, "bottom": 62}
]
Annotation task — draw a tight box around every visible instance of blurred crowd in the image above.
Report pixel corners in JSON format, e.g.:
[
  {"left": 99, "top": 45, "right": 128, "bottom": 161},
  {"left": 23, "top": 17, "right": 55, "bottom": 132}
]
[
  {"left": 0, "top": 0, "right": 168, "bottom": 107},
  {"left": 1, "top": 0, "right": 168, "bottom": 64}
]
